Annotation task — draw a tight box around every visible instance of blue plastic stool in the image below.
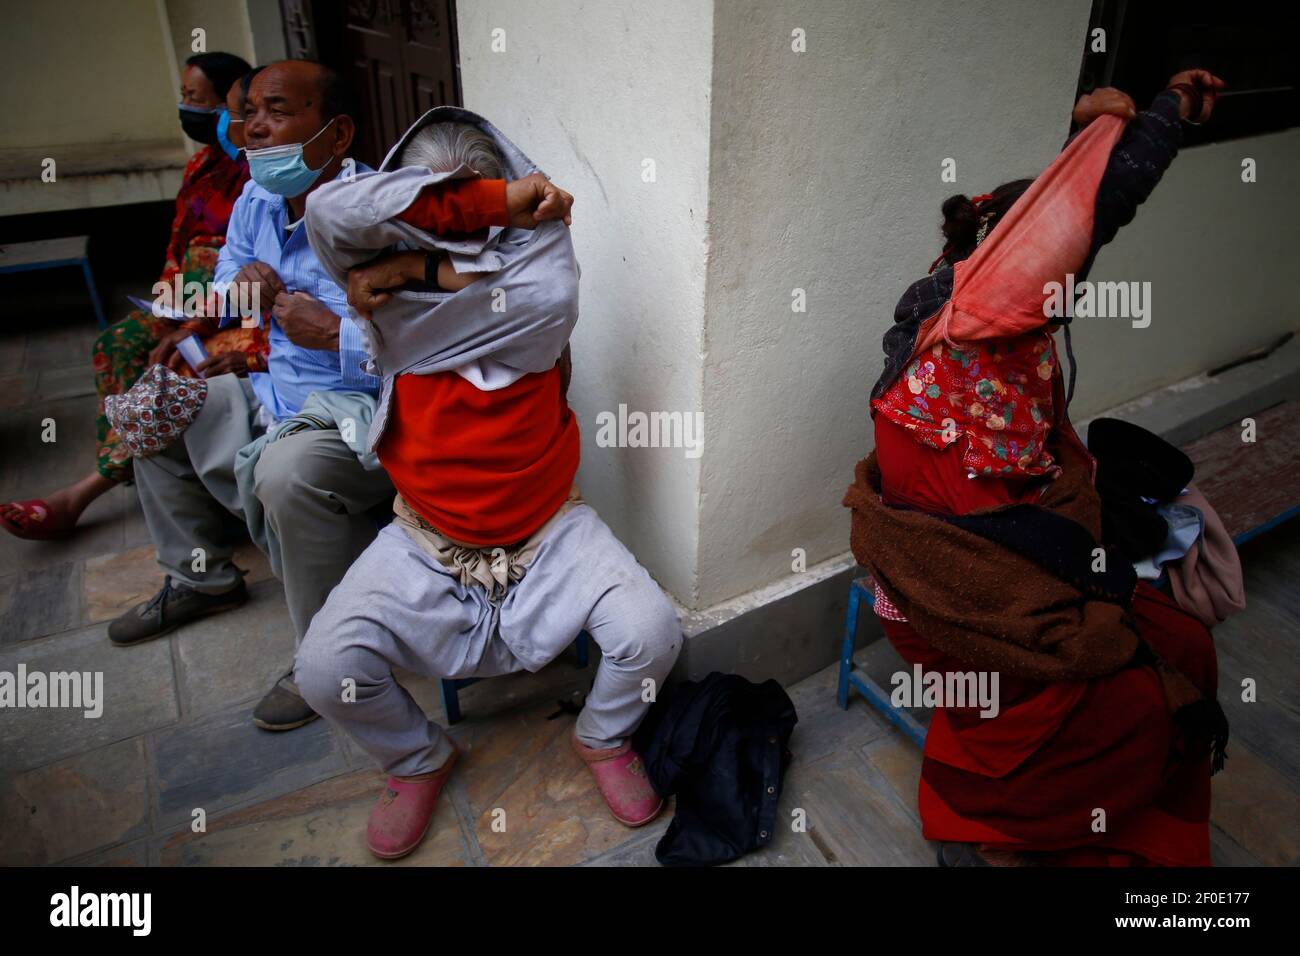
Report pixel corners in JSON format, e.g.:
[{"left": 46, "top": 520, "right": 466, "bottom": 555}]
[
  {"left": 836, "top": 576, "right": 927, "bottom": 748},
  {"left": 440, "top": 631, "right": 591, "bottom": 725}
]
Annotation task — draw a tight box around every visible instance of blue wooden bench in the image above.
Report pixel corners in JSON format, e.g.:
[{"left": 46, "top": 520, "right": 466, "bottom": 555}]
[
  {"left": 0, "top": 236, "right": 107, "bottom": 328},
  {"left": 440, "top": 631, "right": 592, "bottom": 725}
]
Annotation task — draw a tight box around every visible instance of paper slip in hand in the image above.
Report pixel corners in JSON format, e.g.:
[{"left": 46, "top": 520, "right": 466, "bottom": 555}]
[
  {"left": 128, "top": 294, "right": 188, "bottom": 321},
  {"left": 176, "top": 334, "right": 209, "bottom": 375}
]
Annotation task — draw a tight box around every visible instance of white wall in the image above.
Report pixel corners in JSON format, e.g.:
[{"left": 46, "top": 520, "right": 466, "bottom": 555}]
[
  {"left": 0, "top": 0, "right": 259, "bottom": 214},
  {"left": 696, "top": 0, "right": 1092, "bottom": 606},
  {"left": 0, "top": 0, "right": 180, "bottom": 151},
  {"left": 244, "top": 0, "right": 287, "bottom": 63},
  {"left": 0, "top": 0, "right": 257, "bottom": 153},
  {"left": 456, "top": 0, "right": 715, "bottom": 603},
  {"left": 457, "top": 0, "right": 1297, "bottom": 613},
  {"left": 1070, "top": 127, "right": 1300, "bottom": 416},
  {"left": 164, "top": 0, "right": 259, "bottom": 82}
]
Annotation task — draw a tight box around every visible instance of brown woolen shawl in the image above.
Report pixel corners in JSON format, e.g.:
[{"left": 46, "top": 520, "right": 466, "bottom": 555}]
[{"left": 843, "top": 428, "right": 1227, "bottom": 769}]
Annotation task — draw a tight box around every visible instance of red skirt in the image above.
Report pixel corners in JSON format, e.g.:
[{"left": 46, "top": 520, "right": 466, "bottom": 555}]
[{"left": 884, "top": 581, "right": 1216, "bottom": 866}]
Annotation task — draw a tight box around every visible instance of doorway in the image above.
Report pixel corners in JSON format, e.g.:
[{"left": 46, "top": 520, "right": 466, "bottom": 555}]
[{"left": 279, "top": 0, "right": 461, "bottom": 167}]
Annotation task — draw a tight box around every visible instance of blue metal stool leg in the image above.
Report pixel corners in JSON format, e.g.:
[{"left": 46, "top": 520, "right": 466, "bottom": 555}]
[
  {"left": 837, "top": 582, "right": 862, "bottom": 710},
  {"left": 440, "top": 679, "right": 463, "bottom": 725},
  {"left": 441, "top": 631, "right": 589, "bottom": 726},
  {"left": 858, "top": 674, "right": 928, "bottom": 749},
  {"left": 81, "top": 258, "right": 107, "bottom": 329},
  {"left": 837, "top": 577, "right": 928, "bottom": 747}
]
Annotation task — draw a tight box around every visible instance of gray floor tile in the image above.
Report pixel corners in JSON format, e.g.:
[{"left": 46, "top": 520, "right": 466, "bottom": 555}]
[
  {"left": 781, "top": 748, "right": 934, "bottom": 866},
  {"left": 148, "top": 701, "right": 347, "bottom": 831},
  {"left": 0, "top": 394, "right": 100, "bottom": 500},
  {"left": 0, "top": 560, "right": 83, "bottom": 645},
  {"left": 0, "top": 622, "right": 177, "bottom": 774},
  {"left": 0, "top": 737, "right": 150, "bottom": 865},
  {"left": 172, "top": 579, "right": 295, "bottom": 721},
  {"left": 32, "top": 365, "right": 96, "bottom": 404}
]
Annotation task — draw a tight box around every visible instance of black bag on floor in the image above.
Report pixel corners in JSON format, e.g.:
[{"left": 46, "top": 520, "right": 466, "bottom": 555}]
[{"left": 632, "top": 671, "right": 797, "bottom": 866}]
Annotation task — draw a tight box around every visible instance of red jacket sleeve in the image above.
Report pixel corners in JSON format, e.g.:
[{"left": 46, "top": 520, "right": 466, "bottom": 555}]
[{"left": 397, "top": 178, "right": 509, "bottom": 236}]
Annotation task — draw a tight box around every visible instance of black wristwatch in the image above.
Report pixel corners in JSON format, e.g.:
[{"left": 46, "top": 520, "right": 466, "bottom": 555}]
[{"left": 424, "top": 250, "right": 441, "bottom": 288}]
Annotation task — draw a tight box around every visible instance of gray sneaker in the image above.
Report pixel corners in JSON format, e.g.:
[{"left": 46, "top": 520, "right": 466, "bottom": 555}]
[
  {"left": 253, "top": 670, "right": 319, "bottom": 731},
  {"left": 108, "top": 575, "right": 248, "bottom": 646}
]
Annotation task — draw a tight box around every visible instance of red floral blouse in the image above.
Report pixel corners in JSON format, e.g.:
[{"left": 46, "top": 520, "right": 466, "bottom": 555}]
[{"left": 872, "top": 329, "right": 1062, "bottom": 479}]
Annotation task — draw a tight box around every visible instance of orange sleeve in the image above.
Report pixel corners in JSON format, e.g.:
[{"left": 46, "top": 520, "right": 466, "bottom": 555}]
[{"left": 397, "top": 177, "right": 509, "bottom": 236}]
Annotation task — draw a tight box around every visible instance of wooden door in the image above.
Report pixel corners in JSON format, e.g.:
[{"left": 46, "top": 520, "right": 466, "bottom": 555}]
[{"left": 280, "top": 0, "right": 461, "bottom": 167}]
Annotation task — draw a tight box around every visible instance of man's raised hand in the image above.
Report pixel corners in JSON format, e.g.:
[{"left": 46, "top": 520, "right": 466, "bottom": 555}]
[
  {"left": 195, "top": 351, "right": 250, "bottom": 378},
  {"left": 148, "top": 327, "right": 196, "bottom": 368}
]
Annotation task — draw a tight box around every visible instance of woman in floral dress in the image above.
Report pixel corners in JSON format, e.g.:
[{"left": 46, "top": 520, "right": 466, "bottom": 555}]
[{"left": 3, "top": 53, "right": 268, "bottom": 540}]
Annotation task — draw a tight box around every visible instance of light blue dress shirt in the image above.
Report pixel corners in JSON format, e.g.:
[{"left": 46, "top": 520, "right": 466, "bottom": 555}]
[{"left": 214, "top": 165, "right": 379, "bottom": 420}]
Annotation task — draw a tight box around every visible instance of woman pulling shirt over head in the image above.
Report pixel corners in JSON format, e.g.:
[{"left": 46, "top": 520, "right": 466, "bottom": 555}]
[
  {"left": 2, "top": 55, "right": 270, "bottom": 541},
  {"left": 846, "top": 71, "right": 1228, "bottom": 867}
]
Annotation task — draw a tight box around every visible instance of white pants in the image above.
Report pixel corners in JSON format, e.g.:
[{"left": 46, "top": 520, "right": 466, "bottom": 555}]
[{"left": 295, "top": 506, "right": 682, "bottom": 776}]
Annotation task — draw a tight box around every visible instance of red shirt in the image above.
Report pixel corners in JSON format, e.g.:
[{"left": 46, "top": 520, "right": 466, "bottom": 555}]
[
  {"left": 380, "top": 367, "right": 579, "bottom": 546},
  {"left": 397, "top": 176, "right": 508, "bottom": 237},
  {"left": 377, "top": 176, "right": 580, "bottom": 546}
]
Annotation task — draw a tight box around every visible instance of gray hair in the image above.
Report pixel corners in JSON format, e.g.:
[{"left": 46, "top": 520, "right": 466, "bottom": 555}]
[{"left": 397, "top": 121, "right": 505, "bottom": 179}]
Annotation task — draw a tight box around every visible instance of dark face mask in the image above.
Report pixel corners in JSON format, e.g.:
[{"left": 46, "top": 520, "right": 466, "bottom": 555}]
[{"left": 178, "top": 103, "right": 220, "bottom": 145}]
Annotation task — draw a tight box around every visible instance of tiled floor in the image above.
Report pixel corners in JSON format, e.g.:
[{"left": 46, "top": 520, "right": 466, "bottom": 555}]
[{"left": 2, "top": 301, "right": 1297, "bottom": 867}]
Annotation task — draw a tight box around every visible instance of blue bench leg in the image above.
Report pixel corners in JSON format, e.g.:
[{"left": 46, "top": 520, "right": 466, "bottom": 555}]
[
  {"left": 441, "top": 632, "right": 588, "bottom": 726},
  {"left": 440, "top": 679, "right": 463, "bottom": 725},
  {"left": 81, "top": 259, "right": 107, "bottom": 329},
  {"left": 837, "top": 583, "right": 862, "bottom": 710}
]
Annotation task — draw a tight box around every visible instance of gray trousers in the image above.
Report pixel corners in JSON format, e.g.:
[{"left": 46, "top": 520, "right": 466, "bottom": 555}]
[
  {"left": 134, "top": 373, "right": 394, "bottom": 642},
  {"left": 295, "top": 508, "right": 682, "bottom": 776}
]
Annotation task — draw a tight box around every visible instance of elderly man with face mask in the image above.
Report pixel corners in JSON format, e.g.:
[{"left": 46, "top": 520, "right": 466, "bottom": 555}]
[
  {"left": 103, "top": 60, "right": 385, "bottom": 732},
  {"left": 104, "top": 62, "right": 555, "bottom": 735}
]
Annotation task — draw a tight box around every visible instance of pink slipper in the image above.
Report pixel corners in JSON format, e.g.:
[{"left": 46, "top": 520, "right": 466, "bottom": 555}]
[
  {"left": 366, "top": 744, "right": 459, "bottom": 860},
  {"left": 572, "top": 732, "right": 664, "bottom": 827}
]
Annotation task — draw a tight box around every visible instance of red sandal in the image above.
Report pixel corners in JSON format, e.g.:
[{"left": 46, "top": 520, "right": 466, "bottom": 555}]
[
  {"left": 0, "top": 499, "right": 72, "bottom": 541},
  {"left": 366, "top": 744, "right": 460, "bottom": 860},
  {"left": 572, "top": 731, "right": 664, "bottom": 827}
]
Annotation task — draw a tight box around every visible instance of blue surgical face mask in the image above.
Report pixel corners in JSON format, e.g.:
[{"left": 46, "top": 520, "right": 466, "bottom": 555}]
[
  {"left": 214, "top": 109, "right": 243, "bottom": 161},
  {"left": 215, "top": 108, "right": 242, "bottom": 161},
  {"left": 244, "top": 118, "right": 336, "bottom": 197}
]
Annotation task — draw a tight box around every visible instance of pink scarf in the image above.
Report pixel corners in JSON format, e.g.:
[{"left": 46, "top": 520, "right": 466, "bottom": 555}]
[{"left": 914, "top": 115, "right": 1126, "bottom": 355}]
